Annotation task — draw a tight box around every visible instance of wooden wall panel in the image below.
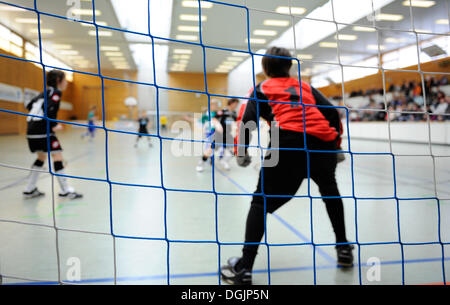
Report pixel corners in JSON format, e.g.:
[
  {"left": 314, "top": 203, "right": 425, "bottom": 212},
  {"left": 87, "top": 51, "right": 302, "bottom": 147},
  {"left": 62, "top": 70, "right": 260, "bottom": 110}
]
[
  {"left": 0, "top": 49, "right": 45, "bottom": 135},
  {"left": 0, "top": 48, "right": 137, "bottom": 134},
  {"left": 71, "top": 70, "right": 138, "bottom": 121},
  {"left": 168, "top": 72, "right": 228, "bottom": 113},
  {"left": 0, "top": 101, "right": 21, "bottom": 134}
]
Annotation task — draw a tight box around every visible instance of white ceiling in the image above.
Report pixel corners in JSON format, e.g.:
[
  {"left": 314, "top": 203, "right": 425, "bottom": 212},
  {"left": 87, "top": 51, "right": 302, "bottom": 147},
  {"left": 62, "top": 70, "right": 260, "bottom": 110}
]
[
  {"left": 0, "top": 0, "right": 448, "bottom": 77},
  {"left": 296, "top": 0, "right": 450, "bottom": 74},
  {"left": 167, "top": 0, "right": 328, "bottom": 73},
  {"left": 0, "top": 0, "right": 136, "bottom": 71},
  {"left": 166, "top": 0, "right": 449, "bottom": 74}
]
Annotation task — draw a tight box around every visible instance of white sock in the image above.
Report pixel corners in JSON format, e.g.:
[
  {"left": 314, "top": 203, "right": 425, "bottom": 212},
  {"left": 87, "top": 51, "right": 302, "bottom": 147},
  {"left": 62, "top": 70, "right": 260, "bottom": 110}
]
[
  {"left": 55, "top": 169, "right": 74, "bottom": 194},
  {"left": 24, "top": 165, "right": 43, "bottom": 193},
  {"left": 223, "top": 149, "right": 233, "bottom": 162}
]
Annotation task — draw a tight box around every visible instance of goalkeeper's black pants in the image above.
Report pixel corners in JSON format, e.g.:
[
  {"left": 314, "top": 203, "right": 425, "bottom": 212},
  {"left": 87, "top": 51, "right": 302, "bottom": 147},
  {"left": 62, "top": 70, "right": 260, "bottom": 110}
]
[{"left": 239, "top": 129, "right": 348, "bottom": 271}]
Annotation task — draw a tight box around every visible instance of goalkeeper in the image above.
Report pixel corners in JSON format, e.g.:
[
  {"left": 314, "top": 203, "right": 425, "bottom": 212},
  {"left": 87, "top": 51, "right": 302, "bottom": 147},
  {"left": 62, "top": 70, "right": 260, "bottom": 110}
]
[{"left": 221, "top": 47, "right": 352, "bottom": 285}]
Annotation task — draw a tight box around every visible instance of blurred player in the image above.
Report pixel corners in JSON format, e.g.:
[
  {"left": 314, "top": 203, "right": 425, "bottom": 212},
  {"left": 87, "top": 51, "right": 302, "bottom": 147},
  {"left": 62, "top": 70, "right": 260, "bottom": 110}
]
[
  {"left": 81, "top": 105, "right": 97, "bottom": 141},
  {"left": 196, "top": 99, "right": 223, "bottom": 172},
  {"left": 221, "top": 47, "right": 352, "bottom": 285},
  {"left": 23, "top": 70, "right": 83, "bottom": 200},
  {"left": 135, "top": 110, "right": 152, "bottom": 148},
  {"left": 160, "top": 115, "right": 168, "bottom": 132},
  {"left": 215, "top": 98, "right": 239, "bottom": 170}
]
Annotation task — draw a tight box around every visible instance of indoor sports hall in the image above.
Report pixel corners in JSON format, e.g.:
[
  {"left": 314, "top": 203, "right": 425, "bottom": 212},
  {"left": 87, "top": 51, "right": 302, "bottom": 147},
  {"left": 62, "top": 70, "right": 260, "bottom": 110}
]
[{"left": 0, "top": 0, "right": 449, "bottom": 285}]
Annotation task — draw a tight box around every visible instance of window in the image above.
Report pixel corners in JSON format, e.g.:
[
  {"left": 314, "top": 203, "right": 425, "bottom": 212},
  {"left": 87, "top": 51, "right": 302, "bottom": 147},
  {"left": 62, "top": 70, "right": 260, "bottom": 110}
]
[
  {"left": 0, "top": 24, "right": 23, "bottom": 57},
  {"left": 25, "top": 42, "right": 74, "bottom": 82}
]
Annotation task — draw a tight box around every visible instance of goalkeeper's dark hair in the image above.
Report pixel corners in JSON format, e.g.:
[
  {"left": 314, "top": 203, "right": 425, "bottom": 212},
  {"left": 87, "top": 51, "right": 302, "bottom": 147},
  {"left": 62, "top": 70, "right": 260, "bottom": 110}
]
[
  {"left": 47, "top": 70, "right": 66, "bottom": 88},
  {"left": 262, "top": 47, "right": 292, "bottom": 78},
  {"left": 227, "top": 98, "right": 240, "bottom": 106}
]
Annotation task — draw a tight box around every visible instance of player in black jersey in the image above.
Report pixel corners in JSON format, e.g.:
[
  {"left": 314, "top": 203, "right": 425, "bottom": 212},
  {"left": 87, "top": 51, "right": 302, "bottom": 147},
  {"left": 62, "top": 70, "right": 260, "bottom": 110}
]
[
  {"left": 215, "top": 98, "right": 239, "bottom": 170},
  {"left": 135, "top": 110, "right": 152, "bottom": 148},
  {"left": 23, "top": 70, "right": 82, "bottom": 200}
]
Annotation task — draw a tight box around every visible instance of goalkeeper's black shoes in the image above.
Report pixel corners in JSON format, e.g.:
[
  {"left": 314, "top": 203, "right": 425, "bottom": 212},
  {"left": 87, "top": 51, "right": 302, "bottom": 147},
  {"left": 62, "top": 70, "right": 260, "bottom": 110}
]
[
  {"left": 221, "top": 257, "right": 252, "bottom": 285},
  {"left": 336, "top": 244, "right": 354, "bottom": 268}
]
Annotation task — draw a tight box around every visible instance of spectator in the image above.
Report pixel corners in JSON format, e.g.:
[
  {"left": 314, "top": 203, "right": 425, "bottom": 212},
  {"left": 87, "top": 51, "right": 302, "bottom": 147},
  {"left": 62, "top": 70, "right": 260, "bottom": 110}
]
[
  {"left": 374, "top": 103, "right": 386, "bottom": 121},
  {"left": 388, "top": 105, "right": 399, "bottom": 121},
  {"left": 433, "top": 95, "right": 449, "bottom": 115}
]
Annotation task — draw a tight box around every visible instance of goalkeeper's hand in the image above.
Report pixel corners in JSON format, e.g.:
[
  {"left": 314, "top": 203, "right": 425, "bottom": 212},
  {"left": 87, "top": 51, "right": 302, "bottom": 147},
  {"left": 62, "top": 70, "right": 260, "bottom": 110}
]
[
  {"left": 236, "top": 153, "right": 251, "bottom": 167},
  {"left": 52, "top": 124, "right": 63, "bottom": 132}
]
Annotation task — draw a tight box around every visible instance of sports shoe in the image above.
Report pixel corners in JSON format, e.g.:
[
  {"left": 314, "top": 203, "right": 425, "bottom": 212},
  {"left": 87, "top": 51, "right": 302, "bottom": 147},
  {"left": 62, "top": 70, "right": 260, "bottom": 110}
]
[
  {"left": 59, "top": 192, "right": 83, "bottom": 200},
  {"left": 336, "top": 244, "right": 354, "bottom": 268},
  {"left": 196, "top": 160, "right": 208, "bottom": 172},
  {"left": 220, "top": 159, "right": 230, "bottom": 171},
  {"left": 23, "top": 188, "right": 45, "bottom": 199},
  {"left": 336, "top": 148, "right": 346, "bottom": 163},
  {"left": 221, "top": 257, "right": 252, "bottom": 285}
]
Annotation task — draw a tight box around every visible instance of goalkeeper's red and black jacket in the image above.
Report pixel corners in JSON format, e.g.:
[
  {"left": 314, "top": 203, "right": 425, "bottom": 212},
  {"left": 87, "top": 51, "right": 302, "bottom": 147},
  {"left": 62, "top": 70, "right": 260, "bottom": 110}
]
[{"left": 235, "top": 77, "right": 342, "bottom": 153}]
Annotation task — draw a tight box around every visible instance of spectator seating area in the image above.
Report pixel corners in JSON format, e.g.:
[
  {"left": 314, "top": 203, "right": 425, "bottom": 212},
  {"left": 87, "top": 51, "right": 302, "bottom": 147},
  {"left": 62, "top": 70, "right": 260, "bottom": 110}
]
[{"left": 330, "top": 76, "right": 450, "bottom": 122}]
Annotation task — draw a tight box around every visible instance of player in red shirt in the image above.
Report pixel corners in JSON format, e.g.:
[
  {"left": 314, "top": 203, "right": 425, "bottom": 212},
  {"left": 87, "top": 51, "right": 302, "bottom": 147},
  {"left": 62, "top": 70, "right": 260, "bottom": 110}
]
[{"left": 221, "top": 47, "right": 353, "bottom": 285}]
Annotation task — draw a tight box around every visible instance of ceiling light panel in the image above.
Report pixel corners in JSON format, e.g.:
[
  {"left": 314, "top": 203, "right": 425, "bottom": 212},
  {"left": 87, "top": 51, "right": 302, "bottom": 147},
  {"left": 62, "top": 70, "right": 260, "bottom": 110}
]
[
  {"left": 105, "top": 52, "right": 124, "bottom": 57},
  {"left": 297, "top": 54, "right": 313, "bottom": 60},
  {"left": 246, "top": 38, "right": 266, "bottom": 44},
  {"left": 109, "top": 57, "right": 127, "bottom": 61},
  {"left": 81, "top": 21, "right": 108, "bottom": 27},
  {"left": 375, "top": 14, "right": 404, "bottom": 21},
  {"left": 353, "top": 26, "right": 376, "bottom": 32},
  {"left": 275, "top": 6, "right": 306, "bottom": 15},
  {"left": 178, "top": 25, "right": 200, "bottom": 32},
  {"left": 176, "top": 34, "right": 198, "bottom": 41},
  {"left": 100, "top": 46, "right": 120, "bottom": 51},
  {"left": 15, "top": 18, "right": 39, "bottom": 24},
  {"left": 385, "top": 37, "right": 407, "bottom": 43},
  {"left": 182, "top": 1, "right": 213, "bottom": 8},
  {"left": 173, "top": 49, "right": 192, "bottom": 54},
  {"left": 71, "top": 9, "right": 102, "bottom": 16},
  {"left": 88, "top": 30, "right": 113, "bottom": 37},
  {"left": 173, "top": 54, "right": 191, "bottom": 59},
  {"left": 401, "top": 1, "right": 435, "bottom": 8},
  {"left": 319, "top": 42, "right": 338, "bottom": 48},
  {"left": 253, "top": 30, "right": 277, "bottom": 36},
  {"left": 367, "top": 44, "right": 386, "bottom": 50},
  {"left": 435, "top": 19, "right": 449, "bottom": 25},
  {"left": 180, "top": 14, "right": 207, "bottom": 22},
  {"left": 30, "top": 28, "right": 54, "bottom": 34},
  {"left": 231, "top": 52, "right": 249, "bottom": 57},
  {"left": 263, "top": 19, "right": 290, "bottom": 27},
  {"left": 335, "top": 34, "right": 358, "bottom": 41}
]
